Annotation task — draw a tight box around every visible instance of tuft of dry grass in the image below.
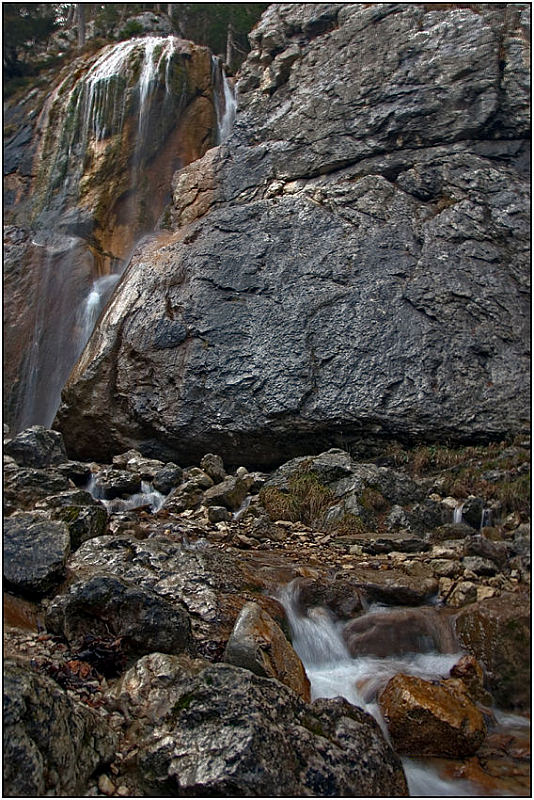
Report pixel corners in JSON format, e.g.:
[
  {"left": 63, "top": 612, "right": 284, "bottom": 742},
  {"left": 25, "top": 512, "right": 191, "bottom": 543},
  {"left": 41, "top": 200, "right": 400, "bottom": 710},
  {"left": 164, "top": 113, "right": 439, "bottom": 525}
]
[
  {"left": 359, "top": 486, "right": 389, "bottom": 512},
  {"left": 259, "top": 473, "right": 336, "bottom": 527}
]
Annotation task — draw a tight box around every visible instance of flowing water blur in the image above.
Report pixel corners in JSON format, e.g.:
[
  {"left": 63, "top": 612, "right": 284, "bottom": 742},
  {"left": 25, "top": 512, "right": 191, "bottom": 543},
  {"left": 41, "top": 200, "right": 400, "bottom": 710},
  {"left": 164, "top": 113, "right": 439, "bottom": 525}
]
[
  {"left": 15, "top": 37, "right": 236, "bottom": 433},
  {"left": 278, "top": 580, "right": 487, "bottom": 796}
]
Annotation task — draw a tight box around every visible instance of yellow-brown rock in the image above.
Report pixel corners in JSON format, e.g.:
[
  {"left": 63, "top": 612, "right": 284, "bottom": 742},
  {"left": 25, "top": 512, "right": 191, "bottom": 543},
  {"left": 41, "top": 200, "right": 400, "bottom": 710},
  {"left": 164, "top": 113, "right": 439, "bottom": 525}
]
[
  {"left": 379, "top": 673, "right": 486, "bottom": 758},
  {"left": 224, "top": 601, "right": 311, "bottom": 702}
]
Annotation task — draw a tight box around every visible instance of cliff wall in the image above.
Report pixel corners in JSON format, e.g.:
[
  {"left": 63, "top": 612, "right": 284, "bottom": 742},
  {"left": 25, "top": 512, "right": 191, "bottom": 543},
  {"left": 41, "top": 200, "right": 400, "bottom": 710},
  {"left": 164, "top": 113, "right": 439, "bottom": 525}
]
[{"left": 54, "top": 3, "right": 530, "bottom": 465}]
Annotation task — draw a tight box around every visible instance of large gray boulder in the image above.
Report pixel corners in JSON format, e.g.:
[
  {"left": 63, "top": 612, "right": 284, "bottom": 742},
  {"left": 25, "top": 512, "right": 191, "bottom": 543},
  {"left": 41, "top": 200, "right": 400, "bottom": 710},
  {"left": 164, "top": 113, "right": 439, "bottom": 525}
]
[
  {"left": 3, "top": 660, "right": 116, "bottom": 796},
  {"left": 55, "top": 4, "right": 530, "bottom": 466},
  {"left": 114, "top": 658, "right": 408, "bottom": 796}
]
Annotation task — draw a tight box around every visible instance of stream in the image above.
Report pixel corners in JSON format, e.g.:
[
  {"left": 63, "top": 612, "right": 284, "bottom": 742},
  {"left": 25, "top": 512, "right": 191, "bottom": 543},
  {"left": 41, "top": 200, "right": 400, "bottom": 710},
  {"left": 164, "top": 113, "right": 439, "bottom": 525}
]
[{"left": 278, "top": 580, "right": 530, "bottom": 797}]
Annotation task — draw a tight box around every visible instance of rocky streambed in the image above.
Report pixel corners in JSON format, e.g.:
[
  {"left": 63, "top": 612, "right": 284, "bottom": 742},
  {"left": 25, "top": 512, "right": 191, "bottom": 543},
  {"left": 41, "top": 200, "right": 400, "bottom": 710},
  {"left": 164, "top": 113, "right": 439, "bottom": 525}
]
[{"left": 3, "top": 424, "right": 530, "bottom": 797}]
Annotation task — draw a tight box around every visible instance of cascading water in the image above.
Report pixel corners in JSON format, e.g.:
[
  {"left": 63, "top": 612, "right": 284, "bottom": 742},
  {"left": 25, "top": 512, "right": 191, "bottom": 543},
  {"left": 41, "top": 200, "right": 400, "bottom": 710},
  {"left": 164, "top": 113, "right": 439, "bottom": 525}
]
[
  {"left": 12, "top": 35, "right": 222, "bottom": 433},
  {"left": 277, "top": 580, "right": 487, "bottom": 797},
  {"left": 453, "top": 503, "right": 464, "bottom": 524},
  {"left": 212, "top": 56, "right": 237, "bottom": 143},
  {"left": 79, "top": 274, "right": 121, "bottom": 351}
]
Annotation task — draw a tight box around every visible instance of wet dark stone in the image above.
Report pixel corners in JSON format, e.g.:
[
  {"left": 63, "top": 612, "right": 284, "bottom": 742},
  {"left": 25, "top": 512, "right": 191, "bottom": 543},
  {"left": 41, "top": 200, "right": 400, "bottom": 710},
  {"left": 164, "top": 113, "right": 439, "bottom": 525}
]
[{"left": 3, "top": 512, "right": 70, "bottom": 596}]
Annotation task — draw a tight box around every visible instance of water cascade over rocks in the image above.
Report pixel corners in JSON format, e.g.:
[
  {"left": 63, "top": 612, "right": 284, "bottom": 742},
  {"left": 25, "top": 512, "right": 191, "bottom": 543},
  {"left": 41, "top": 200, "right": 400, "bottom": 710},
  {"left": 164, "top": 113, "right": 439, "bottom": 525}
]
[
  {"left": 212, "top": 57, "right": 237, "bottom": 143},
  {"left": 5, "top": 34, "right": 227, "bottom": 433},
  {"left": 278, "top": 580, "right": 500, "bottom": 797}
]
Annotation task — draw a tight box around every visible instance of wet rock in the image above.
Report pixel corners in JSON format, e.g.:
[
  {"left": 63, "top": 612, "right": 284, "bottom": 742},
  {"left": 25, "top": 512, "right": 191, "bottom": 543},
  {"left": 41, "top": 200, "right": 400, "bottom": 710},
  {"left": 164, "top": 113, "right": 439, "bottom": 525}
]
[
  {"left": 163, "top": 480, "right": 204, "bottom": 513},
  {"left": 379, "top": 673, "right": 486, "bottom": 758},
  {"left": 224, "top": 601, "right": 311, "bottom": 702},
  {"left": 464, "top": 534, "right": 507, "bottom": 569},
  {"left": 203, "top": 475, "right": 250, "bottom": 511},
  {"left": 35, "top": 490, "right": 108, "bottom": 549},
  {"left": 112, "top": 449, "right": 165, "bottom": 479},
  {"left": 455, "top": 592, "right": 530, "bottom": 709},
  {"left": 60, "top": 533, "right": 293, "bottom": 643},
  {"left": 3, "top": 659, "right": 117, "bottom": 796},
  {"left": 448, "top": 580, "right": 478, "bottom": 608},
  {"left": 450, "top": 654, "right": 493, "bottom": 705},
  {"left": 200, "top": 453, "right": 226, "bottom": 483},
  {"left": 185, "top": 467, "right": 214, "bottom": 489},
  {"left": 125, "top": 661, "right": 408, "bottom": 796},
  {"left": 4, "top": 425, "right": 67, "bottom": 468},
  {"left": 3, "top": 461, "right": 74, "bottom": 514},
  {"left": 462, "top": 556, "right": 498, "bottom": 577},
  {"left": 92, "top": 467, "right": 142, "bottom": 499},
  {"left": 45, "top": 573, "right": 193, "bottom": 659},
  {"left": 295, "top": 576, "right": 365, "bottom": 619},
  {"left": 355, "top": 570, "right": 439, "bottom": 606},
  {"left": 462, "top": 496, "right": 485, "bottom": 529},
  {"left": 55, "top": 459, "right": 93, "bottom": 485},
  {"left": 207, "top": 505, "right": 231, "bottom": 523},
  {"left": 4, "top": 512, "right": 70, "bottom": 596},
  {"left": 152, "top": 463, "right": 183, "bottom": 494},
  {"left": 344, "top": 607, "right": 456, "bottom": 658}
]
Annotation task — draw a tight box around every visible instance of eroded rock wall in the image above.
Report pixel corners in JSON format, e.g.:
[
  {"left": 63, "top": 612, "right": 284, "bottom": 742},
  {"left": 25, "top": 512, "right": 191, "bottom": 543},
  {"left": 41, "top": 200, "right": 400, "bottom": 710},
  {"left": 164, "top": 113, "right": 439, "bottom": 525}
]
[{"left": 55, "top": 3, "right": 530, "bottom": 466}]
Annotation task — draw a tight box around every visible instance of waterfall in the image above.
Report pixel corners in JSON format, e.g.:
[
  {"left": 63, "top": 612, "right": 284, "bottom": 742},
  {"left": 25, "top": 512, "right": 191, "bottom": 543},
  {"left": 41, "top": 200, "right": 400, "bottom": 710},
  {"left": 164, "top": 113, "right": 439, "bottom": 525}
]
[
  {"left": 212, "top": 56, "right": 236, "bottom": 143},
  {"left": 79, "top": 274, "right": 121, "bottom": 352},
  {"left": 453, "top": 503, "right": 464, "bottom": 524},
  {"left": 86, "top": 475, "right": 166, "bottom": 513},
  {"left": 12, "top": 35, "right": 220, "bottom": 433},
  {"left": 277, "top": 580, "right": 483, "bottom": 797}
]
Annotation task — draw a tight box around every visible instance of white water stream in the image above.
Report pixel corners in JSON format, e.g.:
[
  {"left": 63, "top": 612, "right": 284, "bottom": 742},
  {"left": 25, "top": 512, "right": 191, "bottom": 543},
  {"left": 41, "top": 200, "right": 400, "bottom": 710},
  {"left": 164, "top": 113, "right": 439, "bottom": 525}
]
[
  {"left": 16, "top": 36, "right": 233, "bottom": 433},
  {"left": 212, "top": 56, "right": 236, "bottom": 143},
  {"left": 278, "top": 581, "right": 485, "bottom": 796}
]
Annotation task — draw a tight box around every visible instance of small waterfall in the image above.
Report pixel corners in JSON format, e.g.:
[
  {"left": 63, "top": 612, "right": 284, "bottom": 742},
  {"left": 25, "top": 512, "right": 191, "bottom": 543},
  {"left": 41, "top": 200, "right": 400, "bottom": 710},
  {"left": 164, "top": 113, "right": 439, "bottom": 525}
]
[
  {"left": 453, "top": 503, "right": 464, "bottom": 524},
  {"left": 14, "top": 36, "right": 186, "bottom": 432},
  {"left": 86, "top": 476, "right": 166, "bottom": 514},
  {"left": 212, "top": 56, "right": 236, "bottom": 143},
  {"left": 480, "top": 508, "right": 492, "bottom": 529},
  {"left": 79, "top": 274, "right": 120, "bottom": 351},
  {"left": 277, "top": 580, "right": 483, "bottom": 796}
]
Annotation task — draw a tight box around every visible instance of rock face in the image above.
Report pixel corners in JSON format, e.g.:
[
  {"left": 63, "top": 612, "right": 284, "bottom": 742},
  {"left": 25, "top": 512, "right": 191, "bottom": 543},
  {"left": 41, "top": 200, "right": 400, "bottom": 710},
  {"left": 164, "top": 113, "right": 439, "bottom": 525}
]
[
  {"left": 4, "top": 36, "right": 220, "bottom": 432},
  {"left": 55, "top": 3, "right": 530, "bottom": 466},
  {"left": 3, "top": 659, "right": 117, "bottom": 796},
  {"left": 117, "top": 660, "right": 408, "bottom": 796}
]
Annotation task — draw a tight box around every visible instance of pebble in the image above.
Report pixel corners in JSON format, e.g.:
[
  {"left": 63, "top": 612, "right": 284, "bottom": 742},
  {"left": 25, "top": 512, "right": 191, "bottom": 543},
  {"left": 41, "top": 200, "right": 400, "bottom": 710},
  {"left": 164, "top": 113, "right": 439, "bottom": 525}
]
[
  {"left": 477, "top": 585, "right": 496, "bottom": 601},
  {"left": 97, "top": 774, "right": 115, "bottom": 795},
  {"left": 117, "top": 786, "right": 130, "bottom": 797}
]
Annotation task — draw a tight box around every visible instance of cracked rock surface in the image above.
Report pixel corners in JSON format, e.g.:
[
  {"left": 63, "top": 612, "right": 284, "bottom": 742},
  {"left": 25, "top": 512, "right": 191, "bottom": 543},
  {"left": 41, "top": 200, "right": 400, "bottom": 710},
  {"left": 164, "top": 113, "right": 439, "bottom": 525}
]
[{"left": 55, "top": 3, "right": 530, "bottom": 466}]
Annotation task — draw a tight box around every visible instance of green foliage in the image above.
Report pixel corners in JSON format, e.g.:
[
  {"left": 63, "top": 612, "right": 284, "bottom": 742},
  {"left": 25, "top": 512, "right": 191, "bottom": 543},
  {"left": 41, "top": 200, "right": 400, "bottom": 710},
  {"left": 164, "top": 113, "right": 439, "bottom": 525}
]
[
  {"left": 119, "top": 19, "right": 144, "bottom": 39},
  {"left": 260, "top": 473, "right": 336, "bottom": 527},
  {"left": 169, "top": 3, "right": 268, "bottom": 71},
  {"left": 3, "top": 3, "right": 58, "bottom": 77}
]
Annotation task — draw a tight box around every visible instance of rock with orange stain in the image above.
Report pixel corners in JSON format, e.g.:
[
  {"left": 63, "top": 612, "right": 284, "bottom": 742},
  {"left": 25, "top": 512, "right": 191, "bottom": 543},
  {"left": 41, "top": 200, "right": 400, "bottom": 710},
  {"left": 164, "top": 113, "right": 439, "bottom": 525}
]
[
  {"left": 224, "top": 601, "right": 311, "bottom": 702},
  {"left": 379, "top": 673, "right": 486, "bottom": 757}
]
